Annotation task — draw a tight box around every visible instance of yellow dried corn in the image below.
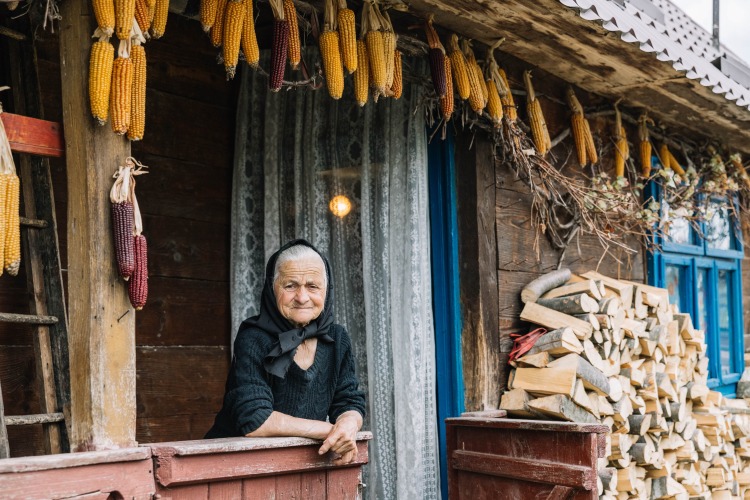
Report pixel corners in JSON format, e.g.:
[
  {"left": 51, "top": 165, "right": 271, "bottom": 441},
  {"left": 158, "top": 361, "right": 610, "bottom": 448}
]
[
  {"left": 241, "top": 0, "right": 259, "bottom": 68},
  {"left": 284, "top": 0, "right": 301, "bottom": 69},
  {"left": 447, "top": 34, "right": 470, "bottom": 100},
  {"left": 461, "top": 39, "right": 485, "bottom": 112},
  {"left": 114, "top": 0, "right": 136, "bottom": 40},
  {"left": 383, "top": 30, "right": 397, "bottom": 91},
  {"left": 151, "top": 0, "right": 169, "bottom": 38},
  {"left": 613, "top": 105, "right": 629, "bottom": 178},
  {"left": 524, "top": 71, "right": 551, "bottom": 155},
  {"left": 440, "top": 55, "right": 453, "bottom": 121},
  {"left": 210, "top": 0, "right": 228, "bottom": 47},
  {"left": 354, "top": 39, "right": 369, "bottom": 106},
  {"left": 638, "top": 114, "right": 654, "bottom": 177},
  {"left": 201, "top": 0, "right": 219, "bottom": 32},
  {"left": 223, "top": 0, "right": 245, "bottom": 79},
  {"left": 93, "top": 0, "right": 115, "bottom": 37},
  {"left": 135, "top": 0, "right": 151, "bottom": 33},
  {"left": 320, "top": 31, "right": 344, "bottom": 99},
  {"left": 337, "top": 1, "right": 356, "bottom": 73},
  {"left": 110, "top": 53, "right": 133, "bottom": 135},
  {"left": 486, "top": 78, "right": 502, "bottom": 127},
  {"left": 391, "top": 49, "right": 402, "bottom": 100},
  {"left": 497, "top": 67, "right": 516, "bottom": 122},
  {"left": 659, "top": 144, "right": 685, "bottom": 176},
  {"left": 127, "top": 44, "right": 147, "bottom": 141},
  {"left": 583, "top": 119, "right": 598, "bottom": 165},
  {"left": 0, "top": 174, "right": 7, "bottom": 276},
  {"left": 3, "top": 174, "right": 20, "bottom": 276},
  {"left": 366, "top": 30, "right": 386, "bottom": 96},
  {"left": 89, "top": 39, "right": 115, "bottom": 126},
  {"left": 566, "top": 87, "right": 595, "bottom": 166}
]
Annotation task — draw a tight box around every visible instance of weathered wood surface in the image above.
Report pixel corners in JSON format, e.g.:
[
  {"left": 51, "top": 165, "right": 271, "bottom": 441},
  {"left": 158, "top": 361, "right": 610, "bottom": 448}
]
[
  {"left": 0, "top": 113, "right": 64, "bottom": 157},
  {"left": 5, "top": 413, "right": 64, "bottom": 426},
  {"left": 0, "top": 313, "right": 57, "bottom": 325},
  {"left": 59, "top": 0, "right": 136, "bottom": 451}
]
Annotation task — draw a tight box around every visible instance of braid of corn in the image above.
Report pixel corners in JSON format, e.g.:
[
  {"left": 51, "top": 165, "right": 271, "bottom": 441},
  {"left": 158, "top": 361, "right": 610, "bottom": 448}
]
[
  {"left": 3, "top": 175, "right": 20, "bottom": 276},
  {"left": 440, "top": 55, "right": 453, "bottom": 121},
  {"left": 524, "top": 71, "right": 550, "bottom": 155},
  {"left": 241, "top": 0, "right": 259, "bottom": 68},
  {"left": 110, "top": 52, "right": 133, "bottom": 135},
  {"left": 447, "top": 34, "right": 470, "bottom": 100},
  {"left": 128, "top": 234, "right": 149, "bottom": 310},
  {"left": 112, "top": 202, "right": 135, "bottom": 279},
  {"left": 337, "top": 5, "right": 357, "bottom": 73},
  {"left": 284, "top": 0, "right": 301, "bottom": 70},
  {"left": 390, "top": 49, "right": 402, "bottom": 100},
  {"left": 201, "top": 0, "right": 219, "bottom": 32},
  {"left": 223, "top": 0, "right": 245, "bottom": 79},
  {"left": 150, "top": 0, "right": 169, "bottom": 38},
  {"left": 354, "top": 39, "right": 369, "bottom": 106},
  {"left": 210, "top": 0, "right": 229, "bottom": 47},
  {"left": 269, "top": 19, "right": 289, "bottom": 91},
  {"left": 320, "top": 30, "right": 344, "bottom": 99},
  {"left": 89, "top": 38, "right": 115, "bottom": 125},
  {"left": 127, "top": 44, "right": 147, "bottom": 141},
  {"left": 93, "top": 0, "right": 116, "bottom": 37},
  {"left": 114, "top": 0, "right": 136, "bottom": 40}
]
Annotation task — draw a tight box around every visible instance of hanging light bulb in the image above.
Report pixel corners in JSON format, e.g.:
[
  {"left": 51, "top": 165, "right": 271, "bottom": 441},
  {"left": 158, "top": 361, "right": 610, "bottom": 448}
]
[{"left": 329, "top": 194, "right": 352, "bottom": 218}]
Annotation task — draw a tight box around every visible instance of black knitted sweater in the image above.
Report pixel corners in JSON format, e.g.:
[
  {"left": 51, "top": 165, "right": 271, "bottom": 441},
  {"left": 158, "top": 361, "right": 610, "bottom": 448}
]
[{"left": 205, "top": 323, "right": 366, "bottom": 438}]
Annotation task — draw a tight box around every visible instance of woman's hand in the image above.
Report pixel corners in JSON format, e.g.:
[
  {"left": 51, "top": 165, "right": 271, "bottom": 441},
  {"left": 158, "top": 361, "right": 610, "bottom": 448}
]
[{"left": 318, "top": 411, "right": 362, "bottom": 465}]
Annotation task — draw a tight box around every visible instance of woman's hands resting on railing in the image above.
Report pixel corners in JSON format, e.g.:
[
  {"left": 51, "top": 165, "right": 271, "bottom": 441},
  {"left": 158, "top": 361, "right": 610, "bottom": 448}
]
[{"left": 319, "top": 410, "right": 363, "bottom": 465}]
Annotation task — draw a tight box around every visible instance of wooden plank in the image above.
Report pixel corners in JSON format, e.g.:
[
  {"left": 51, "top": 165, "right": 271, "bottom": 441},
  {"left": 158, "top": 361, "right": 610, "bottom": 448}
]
[
  {"left": 207, "top": 479, "right": 242, "bottom": 499},
  {"left": 325, "top": 467, "right": 362, "bottom": 500},
  {"left": 59, "top": 0, "right": 136, "bottom": 451},
  {"left": 0, "top": 113, "right": 64, "bottom": 157},
  {"left": 5, "top": 413, "right": 64, "bottom": 425},
  {"left": 0, "top": 377, "right": 8, "bottom": 458},
  {"left": 300, "top": 470, "right": 327, "bottom": 498},
  {"left": 242, "top": 477, "right": 277, "bottom": 499},
  {"left": 0, "top": 312, "right": 57, "bottom": 324},
  {"left": 546, "top": 485, "right": 576, "bottom": 500},
  {"left": 451, "top": 449, "right": 598, "bottom": 490}
]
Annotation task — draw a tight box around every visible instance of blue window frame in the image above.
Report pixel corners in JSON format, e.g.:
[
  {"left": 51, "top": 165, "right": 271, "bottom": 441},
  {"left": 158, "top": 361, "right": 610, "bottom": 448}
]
[{"left": 646, "top": 179, "right": 744, "bottom": 395}]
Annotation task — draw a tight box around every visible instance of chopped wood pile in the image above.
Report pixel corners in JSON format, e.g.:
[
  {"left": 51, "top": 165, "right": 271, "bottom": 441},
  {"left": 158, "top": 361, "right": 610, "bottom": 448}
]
[{"left": 501, "top": 269, "right": 750, "bottom": 499}]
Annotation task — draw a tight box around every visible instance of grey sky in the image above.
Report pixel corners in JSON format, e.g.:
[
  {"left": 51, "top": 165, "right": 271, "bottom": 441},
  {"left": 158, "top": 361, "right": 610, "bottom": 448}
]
[{"left": 670, "top": 0, "right": 750, "bottom": 64}]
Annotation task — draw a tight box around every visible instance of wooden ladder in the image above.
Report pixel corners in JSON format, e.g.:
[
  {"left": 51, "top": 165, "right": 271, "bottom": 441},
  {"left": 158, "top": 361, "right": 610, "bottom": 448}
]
[{"left": 0, "top": 34, "right": 70, "bottom": 457}]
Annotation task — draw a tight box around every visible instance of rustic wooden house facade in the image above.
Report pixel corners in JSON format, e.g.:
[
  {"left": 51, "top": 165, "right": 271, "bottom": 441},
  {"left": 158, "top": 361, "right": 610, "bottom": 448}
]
[{"left": 1, "top": 0, "right": 750, "bottom": 497}]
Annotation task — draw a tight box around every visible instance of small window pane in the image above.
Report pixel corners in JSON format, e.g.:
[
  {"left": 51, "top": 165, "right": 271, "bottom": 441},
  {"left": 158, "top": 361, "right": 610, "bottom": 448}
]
[
  {"left": 717, "top": 270, "right": 733, "bottom": 376},
  {"left": 665, "top": 265, "right": 684, "bottom": 309},
  {"left": 696, "top": 268, "right": 710, "bottom": 332},
  {"left": 706, "top": 201, "right": 733, "bottom": 250},
  {"left": 667, "top": 216, "right": 692, "bottom": 245}
]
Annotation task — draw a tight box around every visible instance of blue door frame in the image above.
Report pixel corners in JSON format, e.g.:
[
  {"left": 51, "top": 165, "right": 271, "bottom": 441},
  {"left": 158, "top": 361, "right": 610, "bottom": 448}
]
[{"left": 427, "top": 129, "right": 464, "bottom": 499}]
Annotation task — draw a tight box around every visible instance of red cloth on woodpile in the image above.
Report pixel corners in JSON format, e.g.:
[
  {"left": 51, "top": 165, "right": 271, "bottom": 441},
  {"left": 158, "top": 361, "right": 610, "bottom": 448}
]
[{"left": 508, "top": 327, "right": 547, "bottom": 363}]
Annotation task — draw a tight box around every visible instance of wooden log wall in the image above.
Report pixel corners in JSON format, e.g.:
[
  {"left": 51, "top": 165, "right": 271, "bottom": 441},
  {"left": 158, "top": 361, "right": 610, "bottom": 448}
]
[{"left": 0, "top": 13, "right": 237, "bottom": 455}]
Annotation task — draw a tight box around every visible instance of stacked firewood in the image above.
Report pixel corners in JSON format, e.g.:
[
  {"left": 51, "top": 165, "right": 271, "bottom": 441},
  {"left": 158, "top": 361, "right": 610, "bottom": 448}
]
[{"left": 501, "top": 269, "right": 750, "bottom": 499}]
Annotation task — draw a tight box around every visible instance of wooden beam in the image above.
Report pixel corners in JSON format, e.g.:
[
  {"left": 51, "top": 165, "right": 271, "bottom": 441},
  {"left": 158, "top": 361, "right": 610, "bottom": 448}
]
[
  {"left": 59, "top": 0, "right": 136, "bottom": 451},
  {"left": 0, "top": 113, "right": 64, "bottom": 158}
]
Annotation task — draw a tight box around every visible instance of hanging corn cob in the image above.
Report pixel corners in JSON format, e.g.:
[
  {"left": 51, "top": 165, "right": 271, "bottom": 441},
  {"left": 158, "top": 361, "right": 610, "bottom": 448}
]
[
  {"left": 496, "top": 67, "right": 516, "bottom": 122},
  {"left": 93, "top": 0, "right": 116, "bottom": 37},
  {"left": 135, "top": 0, "right": 152, "bottom": 35},
  {"left": 210, "top": 0, "right": 229, "bottom": 47},
  {"left": 461, "top": 39, "right": 485, "bottom": 113},
  {"left": 320, "top": 0, "right": 344, "bottom": 99},
  {"left": 566, "top": 87, "right": 596, "bottom": 167},
  {"left": 613, "top": 103, "right": 629, "bottom": 178},
  {"left": 89, "top": 32, "right": 115, "bottom": 125},
  {"left": 0, "top": 113, "right": 20, "bottom": 277},
  {"left": 337, "top": 0, "right": 356, "bottom": 74},
  {"left": 524, "top": 71, "right": 551, "bottom": 155},
  {"left": 223, "top": 0, "right": 245, "bottom": 79},
  {"left": 363, "top": 2, "right": 386, "bottom": 98},
  {"left": 391, "top": 49, "right": 403, "bottom": 100},
  {"left": 283, "top": 0, "right": 301, "bottom": 70},
  {"left": 380, "top": 9, "right": 397, "bottom": 93},
  {"left": 424, "top": 16, "right": 446, "bottom": 98},
  {"left": 484, "top": 53, "right": 504, "bottom": 127},
  {"left": 447, "top": 34, "right": 470, "bottom": 101},
  {"left": 440, "top": 55, "right": 453, "bottom": 121},
  {"left": 268, "top": 0, "right": 289, "bottom": 91},
  {"left": 114, "top": 0, "right": 136, "bottom": 40},
  {"left": 129, "top": 159, "right": 148, "bottom": 309},
  {"left": 127, "top": 29, "right": 147, "bottom": 141},
  {"left": 110, "top": 165, "right": 135, "bottom": 280},
  {"left": 201, "top": 0, "right": 220, "bottom": 32},
  {"left": 659, "top": 143, "right": 685, "bottom": 176},
  {"left": 151, "top": 0, "right": 169, "bottom": 38},
  {"left": 354, "top": 39, "right": 369, "bottom": 106},
  {"left": 638, "top": 114, "right": 654, "bottom": 178},
  {"left": 241, "top": 0, "right": 260, "bottom": 68},
  {"left": 110, "top": 40, "right": 134, "bottom": 135}
]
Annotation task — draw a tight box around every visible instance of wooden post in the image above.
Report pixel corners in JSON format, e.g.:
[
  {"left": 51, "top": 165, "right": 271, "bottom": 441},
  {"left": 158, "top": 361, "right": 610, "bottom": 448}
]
[
  {"left": 456, "top": 133, "right": 500, "bottom": 410},
  {"left": 59, "top": 0, "right": 136, "bottom": 450}
]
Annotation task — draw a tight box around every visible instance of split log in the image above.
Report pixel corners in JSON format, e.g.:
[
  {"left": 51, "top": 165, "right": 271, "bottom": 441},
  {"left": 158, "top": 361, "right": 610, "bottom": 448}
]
[
  {"left": 520, "top": 302, "right": 593, "bottom": 339},
  {"left": 547, "top": 353, "right": 611, "bottom": 396},
  {"left": 537, "top": 293, "right": 600, "bottom": 315},
  {"left": 521, "top": 268, "right": 572, "bottom": 303},
  {"left": 540, "top": 279, "right": 603, "bottom": 301},
  {"left": 527, "top": 394, "right": 598, "bottom": 423},
  {"left": 523, "top": 327, "right": 583, "bottom": 357},
  {"left": 499, "top": 388, "right": 541, "bottom": 418},
  {"left": 581, "top": 271, "right": 634, "bottom": 309}
]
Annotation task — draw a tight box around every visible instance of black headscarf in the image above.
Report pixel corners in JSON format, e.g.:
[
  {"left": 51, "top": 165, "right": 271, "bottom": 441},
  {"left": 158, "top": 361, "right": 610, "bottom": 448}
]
[{"left": 241, "top": 239, "right": 334, "bottom": 379}]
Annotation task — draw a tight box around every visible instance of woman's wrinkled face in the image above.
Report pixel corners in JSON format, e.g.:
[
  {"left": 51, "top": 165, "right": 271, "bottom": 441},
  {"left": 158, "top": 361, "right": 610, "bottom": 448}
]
[{"left": 274, "top": 257, "right": 327, "bottom": 327}]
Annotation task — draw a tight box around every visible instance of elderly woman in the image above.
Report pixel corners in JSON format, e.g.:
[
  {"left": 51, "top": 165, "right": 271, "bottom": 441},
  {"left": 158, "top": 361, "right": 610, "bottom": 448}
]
[{"left": 206, "top": 239, "right": 366, "bottom": 465}]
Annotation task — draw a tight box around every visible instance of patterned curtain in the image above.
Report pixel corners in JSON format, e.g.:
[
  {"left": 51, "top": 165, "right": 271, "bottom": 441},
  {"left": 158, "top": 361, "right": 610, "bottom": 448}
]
[{"left": 230, "top": 51, "right": 440, "bottom": 499}]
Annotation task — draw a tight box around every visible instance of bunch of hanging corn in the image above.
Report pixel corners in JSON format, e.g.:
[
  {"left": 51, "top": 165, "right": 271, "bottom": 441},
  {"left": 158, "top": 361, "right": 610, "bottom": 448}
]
[
  {"left": 223, "top": 0, "right": 246, "bottom": 79},
  {"left": 424, "top": 17, "right": 447, "bottom": 98},
  {"left": 638, "top": 114, "right": 654, "bottom": 178},
  {"left": 285, "top": 0, "right": 301, "bottom": 70},
  {"left": 363, "top": 2, "right": 386, "bottom": 99},
  {"left": 93, "top": 0, "right": 115, "bottom": 37},
  {"left": 0, "top": 113, "right": 21, "bottom": 277},
  {"left": 110, "top": 165, "right": 135, "bottom": 280},
  {"left": 613, "top": 104, "right": 629, "bottom": 178},
  {"left": 566, "top": 87, "right": 597, "bottom": 167},
  {"left": 447, "top": 34, "right": 470, "bottom": 101},
  {"left": 319, "top": 0, "right": 344, "bottom": 99},
  {"left": 268, "top": 0, "right": 289, "bottom": 91},
  {"left": 337, "top": 0, "right": 356, "bottom": 74},
  {"left": 484, "top": 54, "right": 504, "bottom": 127},
  {"left": 659, "top": 143, "right": 685, "bottom": 176},
  {"left": 461, "top": 39, "right": 486, "bottom": 113},
  {"left": 89, "top": 32, "right": 115, "bottom": 125},
  {"left": 524, "top": 71, "right": 551, "bottom": 155},
  {"left": 241, "top": 0, "right": 260, "bottom": 68},
  {"left": 210, "top": 0, "right": 229, "bottom": 47}
]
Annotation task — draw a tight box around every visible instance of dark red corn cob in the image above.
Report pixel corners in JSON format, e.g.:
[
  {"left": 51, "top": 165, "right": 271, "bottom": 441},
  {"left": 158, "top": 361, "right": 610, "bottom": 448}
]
[
  {"left": 128, "top": 234, "right": 148, "bottom": 310},
  {"left": 269, "top": 19, "right": 289, "bottom": 92},
  {"left": 429, "top": 47, "right": 447, "bottom": 97},
  {"left": 112, "top": 202, "right": 135, "bottom": 280}
]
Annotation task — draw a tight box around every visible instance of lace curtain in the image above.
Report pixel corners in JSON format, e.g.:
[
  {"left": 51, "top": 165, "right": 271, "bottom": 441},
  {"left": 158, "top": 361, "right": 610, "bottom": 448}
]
[{"left": 230, "top": 52, "right": 440, "bottom": 499}]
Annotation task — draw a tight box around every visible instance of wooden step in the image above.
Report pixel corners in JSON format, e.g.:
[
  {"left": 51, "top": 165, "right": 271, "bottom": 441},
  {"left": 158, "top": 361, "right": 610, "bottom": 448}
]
[
  {"left": 4, "top": 413, "right": 64, "bottom": 426},
  {"left": 0, "top": 313, "right": 58, "bottom": 325},
  {"left": 20, "top": 217, "right": 48, "bottom": 229}
]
